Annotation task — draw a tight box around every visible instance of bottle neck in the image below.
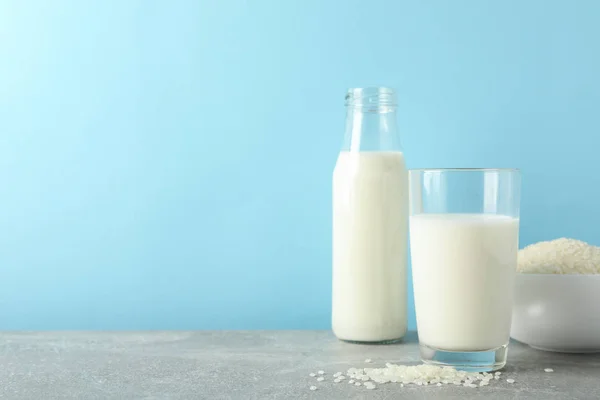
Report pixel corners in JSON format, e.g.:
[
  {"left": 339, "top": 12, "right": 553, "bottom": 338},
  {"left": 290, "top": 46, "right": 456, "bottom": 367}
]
[{"left": 342, "top": 107, "right": 401, "bottom": 152}]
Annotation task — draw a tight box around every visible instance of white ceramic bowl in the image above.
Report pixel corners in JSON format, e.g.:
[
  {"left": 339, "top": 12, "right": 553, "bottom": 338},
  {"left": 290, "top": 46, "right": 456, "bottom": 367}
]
[{"left": 510, "top": 273, "right": 600, "bottom": 353}]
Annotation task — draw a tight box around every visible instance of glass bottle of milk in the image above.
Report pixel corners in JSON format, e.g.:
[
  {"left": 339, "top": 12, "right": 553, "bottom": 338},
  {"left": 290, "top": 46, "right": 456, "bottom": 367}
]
[{"left": 332, "top": 87, "right": 408, "bottom": 343}]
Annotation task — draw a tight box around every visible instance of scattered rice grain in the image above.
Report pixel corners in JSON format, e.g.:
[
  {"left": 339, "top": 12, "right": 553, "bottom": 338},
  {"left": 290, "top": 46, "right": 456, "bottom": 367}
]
[{"left": 311, "top": 362, "right": 507, "bottom": 391}]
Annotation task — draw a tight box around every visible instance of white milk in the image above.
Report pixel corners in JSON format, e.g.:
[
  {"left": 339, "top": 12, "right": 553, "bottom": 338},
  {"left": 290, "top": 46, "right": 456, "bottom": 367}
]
[
  {"left": 410, "top": 214, "right": 519, "bottom": 351},
  {"left": 332, "top": 151, "right": 408, "bottom": 342}
]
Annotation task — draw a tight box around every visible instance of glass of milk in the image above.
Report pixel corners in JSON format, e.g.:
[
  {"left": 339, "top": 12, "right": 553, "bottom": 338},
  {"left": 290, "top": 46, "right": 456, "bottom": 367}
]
[
  {"left": 409, "top": 168, "right": 520, "bottom": 371},
  {"left": 332, "top": 87, "right": 408, "bottom": 344}
]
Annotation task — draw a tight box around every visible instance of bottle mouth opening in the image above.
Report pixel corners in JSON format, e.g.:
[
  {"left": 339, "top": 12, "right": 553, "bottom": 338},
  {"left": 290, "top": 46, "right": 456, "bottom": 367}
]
[{"left": 345, "top": 87, "right": 397, "bottom": 109}]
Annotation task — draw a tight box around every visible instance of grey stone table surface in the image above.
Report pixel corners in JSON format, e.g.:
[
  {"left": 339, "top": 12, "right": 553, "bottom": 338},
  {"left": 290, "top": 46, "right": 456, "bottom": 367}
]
[{"left": 0, "top": 331, "right": 599, "bottom": 400}]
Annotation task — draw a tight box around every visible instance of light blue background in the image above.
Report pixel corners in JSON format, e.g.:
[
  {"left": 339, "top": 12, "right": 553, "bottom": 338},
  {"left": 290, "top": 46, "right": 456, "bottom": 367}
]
[{"left": 1, "top": 0, "right": 599, "bottom": 329}]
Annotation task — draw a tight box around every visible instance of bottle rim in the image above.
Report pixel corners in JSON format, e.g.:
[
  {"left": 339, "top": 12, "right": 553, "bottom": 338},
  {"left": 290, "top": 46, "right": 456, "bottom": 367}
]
[{"left": 345, "top": 87, "right": 396, "bottom": 109}]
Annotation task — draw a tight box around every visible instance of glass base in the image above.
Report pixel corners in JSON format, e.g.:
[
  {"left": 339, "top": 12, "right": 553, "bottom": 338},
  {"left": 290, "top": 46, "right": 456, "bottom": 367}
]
[{"left": 419, "top": 343, "right": 508, "bottom": 372}]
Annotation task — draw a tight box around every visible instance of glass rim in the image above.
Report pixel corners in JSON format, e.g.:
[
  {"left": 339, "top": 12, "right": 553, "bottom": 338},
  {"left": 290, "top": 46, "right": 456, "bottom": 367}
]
[{"left": 410, "top": 168, "right": 520, "bottom": 173}]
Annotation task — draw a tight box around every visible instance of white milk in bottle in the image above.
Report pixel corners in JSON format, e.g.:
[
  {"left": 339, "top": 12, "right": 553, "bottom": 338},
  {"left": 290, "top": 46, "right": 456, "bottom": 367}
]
[{"left": 332, "top": 87, "right": 408, "bottom": 343}]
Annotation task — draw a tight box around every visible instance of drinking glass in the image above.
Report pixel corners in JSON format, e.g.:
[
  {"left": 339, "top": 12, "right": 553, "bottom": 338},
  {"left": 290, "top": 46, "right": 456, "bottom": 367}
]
[{"left": 409, "top": 168, "right": 520, "bottom": 371}]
